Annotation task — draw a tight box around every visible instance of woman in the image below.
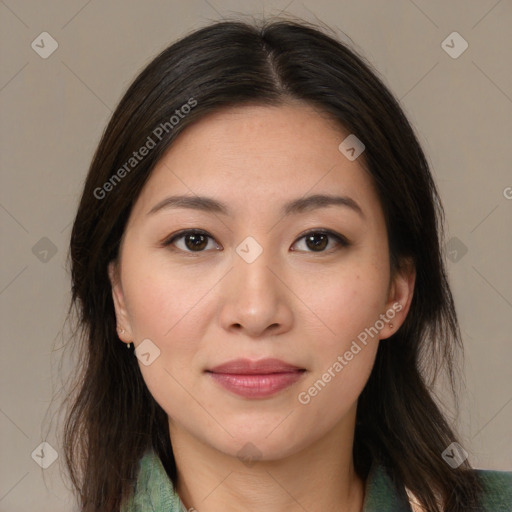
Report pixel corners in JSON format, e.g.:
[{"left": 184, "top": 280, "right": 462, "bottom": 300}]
[{"left": 62, "top": 16, "right": 512, "bottom": 512}]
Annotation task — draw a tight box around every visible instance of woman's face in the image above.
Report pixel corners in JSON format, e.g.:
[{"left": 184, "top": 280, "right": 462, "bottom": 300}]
[{"left": 109, "top": 102, "right": 414, "bottom": 462}]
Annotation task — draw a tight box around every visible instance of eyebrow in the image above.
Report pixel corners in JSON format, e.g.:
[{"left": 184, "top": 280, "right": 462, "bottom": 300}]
[{"left": 147, "top": 193, "right": 365, "bottom": 219}]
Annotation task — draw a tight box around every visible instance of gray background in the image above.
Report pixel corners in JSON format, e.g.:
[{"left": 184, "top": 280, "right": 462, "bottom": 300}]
[{"left": 1, "top": 1, "right": 511, "bottom": 510}]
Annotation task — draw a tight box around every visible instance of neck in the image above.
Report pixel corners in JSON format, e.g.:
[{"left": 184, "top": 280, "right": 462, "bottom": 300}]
[{"left": 169, "top": 411, "right": 365, "bottom": 512}]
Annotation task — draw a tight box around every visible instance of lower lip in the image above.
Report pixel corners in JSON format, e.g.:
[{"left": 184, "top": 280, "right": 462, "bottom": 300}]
[{"left": 207, "top": 371, "right": 305, "bottom": 398}]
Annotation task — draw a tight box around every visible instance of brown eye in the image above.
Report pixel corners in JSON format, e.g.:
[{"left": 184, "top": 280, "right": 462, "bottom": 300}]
[
  {"left": 162, "top": 228, "right": 350, "bottom": 255},
  {"left": 183, "top": 232, "right": 208, "bottom": 251},
  {"left": 163, "top": 230, "right": 218, "bottom": 253},
  {"left": 291, "top": 230, "right": 349, "bottom": 253},
  {"left": 305, "top": 232, "right": 329, "bottom": 251}
]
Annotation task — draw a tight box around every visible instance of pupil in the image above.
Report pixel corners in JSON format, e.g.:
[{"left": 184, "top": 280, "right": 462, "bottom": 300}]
[
  {"left": 186, "top": 233, "right": 207, "bottom": 251},
  {"left": 307, "top": 233, "right": 327, "bottom": 251}
]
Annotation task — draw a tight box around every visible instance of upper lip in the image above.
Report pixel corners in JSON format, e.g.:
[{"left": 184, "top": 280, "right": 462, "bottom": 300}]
[{"left": 207, "top": 358, "right": 305, "bottom": 374}]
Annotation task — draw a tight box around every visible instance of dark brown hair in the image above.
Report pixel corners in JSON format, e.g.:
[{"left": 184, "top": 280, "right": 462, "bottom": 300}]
[{"left": 60, "top": 15, "right": 483, "bottom": 511}]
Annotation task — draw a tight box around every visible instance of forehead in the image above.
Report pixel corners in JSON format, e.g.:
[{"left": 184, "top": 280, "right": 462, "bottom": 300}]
[{"left": 129, "top": 103, "right": 383, "bottom": 225}]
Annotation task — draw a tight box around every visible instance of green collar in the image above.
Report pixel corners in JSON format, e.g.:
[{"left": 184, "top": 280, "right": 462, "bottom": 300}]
[
  {"left": 122, "top": 449, "right": 413, "bottom": 511},
  {"left": 122, "top": 449, "right": 512, "bottom": 510}
]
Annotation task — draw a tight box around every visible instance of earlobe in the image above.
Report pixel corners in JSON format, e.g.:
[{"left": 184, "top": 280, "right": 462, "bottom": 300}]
[{"left": 381, "top": 258, "right": 416, "bottom": 340}]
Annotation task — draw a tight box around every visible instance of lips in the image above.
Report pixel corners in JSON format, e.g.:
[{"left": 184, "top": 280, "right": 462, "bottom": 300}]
[
  {"left": 206, "top": 358, "right": 306, "bottom": 398},
  {"left": 207, "top": 358, "right": 305, "bottom": 374}
]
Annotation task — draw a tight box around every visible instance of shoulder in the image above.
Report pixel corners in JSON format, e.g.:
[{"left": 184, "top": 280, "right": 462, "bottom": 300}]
[
  {"left": 474, "top": 468, "right": 512, "bottom": 512},
  {"left": 366, "top": 463, "right": 512, "bottom": 512}
]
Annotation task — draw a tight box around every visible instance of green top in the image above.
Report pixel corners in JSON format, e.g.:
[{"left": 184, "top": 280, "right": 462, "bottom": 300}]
[{"left": 122, "top": 448, "right": 512, "bottom": 511}]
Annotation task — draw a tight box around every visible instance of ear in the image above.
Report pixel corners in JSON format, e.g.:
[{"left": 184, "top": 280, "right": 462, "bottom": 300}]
[
  {"left": 108, "top": 260, "right": 134, "bottom": 345},
  {"left": 380, "top": 257, "right": 416, "bottom": 340}
]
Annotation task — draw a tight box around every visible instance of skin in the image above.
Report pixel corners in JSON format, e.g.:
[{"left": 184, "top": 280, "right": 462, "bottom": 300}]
[{"left": 109, "top": 102, "right": 415, "bottom": 512}]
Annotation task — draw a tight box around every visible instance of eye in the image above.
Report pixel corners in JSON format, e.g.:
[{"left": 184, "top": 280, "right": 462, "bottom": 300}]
[
  {"left": 161, "top": 229, "right": 350, "bottom": 254},
  {"left": 291, "top": 229, "right": 350, "bottom": 253},
  {"left": 162, "top": 229, "right": 220, "bottom": 253}
]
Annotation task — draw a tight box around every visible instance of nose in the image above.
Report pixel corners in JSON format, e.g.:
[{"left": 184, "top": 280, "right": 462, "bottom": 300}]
[{"left": 218, "top": 251, "right": 293, "bottom": 338}]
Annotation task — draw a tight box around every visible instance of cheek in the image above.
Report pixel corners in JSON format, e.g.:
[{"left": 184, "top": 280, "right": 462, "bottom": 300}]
[
  {"left": 303, "top": 263, "right": 389, "bottom": 349},
  {"left": 296, "top": 340, "right": 378, "bottom": 435},
  {"left": 121, "top": 254, "right": 212, "bottom": 397},
  {"left": 121, "top": 255, "right": 210, "bottom": 340},
  {"left": 294, "top": 263, "right": 387, "bottom": 409},
  {"left": 125, "top": 263, "right": 208, "bottom": 419}
]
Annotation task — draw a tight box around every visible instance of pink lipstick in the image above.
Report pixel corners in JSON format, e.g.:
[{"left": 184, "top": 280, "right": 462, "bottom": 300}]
[{"left": 206, "top": 358, "right": 306, "bottom": 398}]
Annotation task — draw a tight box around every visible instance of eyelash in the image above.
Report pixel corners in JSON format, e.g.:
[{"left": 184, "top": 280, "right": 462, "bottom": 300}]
[{"left": 161, "top": 229, "right": 350, "bottom": 255}]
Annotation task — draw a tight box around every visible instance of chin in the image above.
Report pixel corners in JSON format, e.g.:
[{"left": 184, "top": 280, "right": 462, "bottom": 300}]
[{"left": 205, "top": 426, "right": 310, "bottom": 464}]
